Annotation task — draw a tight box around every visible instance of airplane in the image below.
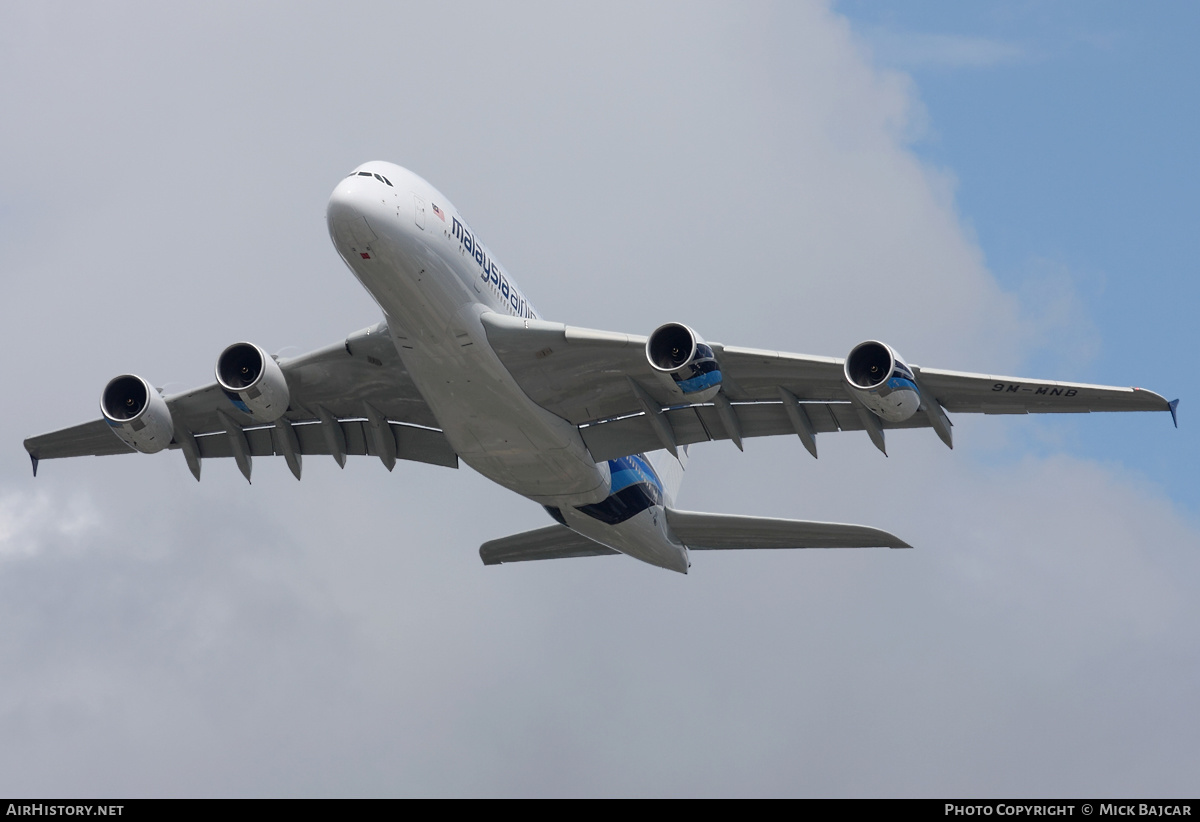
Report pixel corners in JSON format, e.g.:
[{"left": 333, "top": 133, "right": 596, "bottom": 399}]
[{"left": 24, "top": 162, "right": 1179, "bottom": 574}]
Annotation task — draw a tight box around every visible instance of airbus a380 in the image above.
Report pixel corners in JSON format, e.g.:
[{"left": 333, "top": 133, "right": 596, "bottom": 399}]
[{"left": 25, "top": 162, "right": 1178, "bottom": 573}]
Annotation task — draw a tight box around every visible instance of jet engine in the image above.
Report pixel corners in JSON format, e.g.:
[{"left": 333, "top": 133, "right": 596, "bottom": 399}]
[
  {"left": 843, "top": 340, "right": 921, "bottom": 422},
  {"left": 100, "top": 374, "right": 174, "bottom": 453},
  {"left": 216, "top": 342, "right": 290, "bottom": 421},
  {"left": 646, "top": 322, "right": 723, "bottom": 401}
]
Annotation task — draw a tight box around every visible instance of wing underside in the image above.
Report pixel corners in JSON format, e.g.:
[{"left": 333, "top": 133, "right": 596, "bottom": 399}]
[
  {"left": 480, "top": 313, "right": 1174, "bottom": 462},
  {"left": 25, "top": 322, "right": 458, "bottom": 479},
  {"left": 27, "top": 313, "right": 1175, "bottom": 480}
]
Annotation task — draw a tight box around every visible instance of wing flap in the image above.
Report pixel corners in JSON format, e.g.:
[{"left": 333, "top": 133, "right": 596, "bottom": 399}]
[
  {"left": 479, "top": 524, "right": 619, "bottom": 565},
  {"left": 666, "top": 508, "right": 911, "bottom": 550},
  {"left": 190, "top": 420, "right": 457, "bottom": 468},
  {"left": 579, "top": 400, "right": 934, "bottom": 462}
]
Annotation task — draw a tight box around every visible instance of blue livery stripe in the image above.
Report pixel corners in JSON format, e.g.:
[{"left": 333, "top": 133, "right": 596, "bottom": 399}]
[
  {"left": 577, "top": 454, "right": 665, "bottom": 525},
  {"left": 675, "top": 369, "right": 723, "bottom": 394}
]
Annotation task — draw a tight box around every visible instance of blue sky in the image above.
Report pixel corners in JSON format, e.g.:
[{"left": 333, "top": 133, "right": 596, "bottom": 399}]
[{"left": 842, "top": 1, "right": 1196, "bottom": 507}]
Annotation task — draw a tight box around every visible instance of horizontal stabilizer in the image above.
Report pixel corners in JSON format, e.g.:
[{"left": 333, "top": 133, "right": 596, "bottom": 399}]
[
  {"left": 480, "top": 524, "right": 620, "bottom": 565},
  {"left": 666, "top": 508, "right": 911, "bottom": 550}
]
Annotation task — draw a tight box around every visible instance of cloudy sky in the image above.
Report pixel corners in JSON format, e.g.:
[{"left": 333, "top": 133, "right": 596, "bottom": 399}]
[{"left": 1, "top": 1, "right": 1196, "bottom": 797}]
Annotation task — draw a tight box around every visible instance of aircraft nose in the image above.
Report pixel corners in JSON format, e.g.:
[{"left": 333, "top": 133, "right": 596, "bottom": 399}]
[
  {"left": 327, "top": 174, "right": 363, "bottom": 224},
  {"left": 327, "top": 172, "right": 384, "bottom": 251},
  {"left": 327, "top": 163, "right": 421, "bottom": 257},
  {"left": 327, "top": 165, "right": 407, "bottom": 228}
]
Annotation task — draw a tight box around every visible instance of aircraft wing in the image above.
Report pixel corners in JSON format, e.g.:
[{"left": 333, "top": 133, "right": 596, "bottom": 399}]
[
  {"left": 481, "top": 313, "right": 1175, "bottom": 462},
  {"left": 24, "top": 322, "right": 458, "bottom": 480}
]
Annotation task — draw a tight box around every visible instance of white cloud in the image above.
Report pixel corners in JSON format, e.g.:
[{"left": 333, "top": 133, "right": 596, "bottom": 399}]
[{"left": 0, "top": 490, "right": 99, "bottom": 561}]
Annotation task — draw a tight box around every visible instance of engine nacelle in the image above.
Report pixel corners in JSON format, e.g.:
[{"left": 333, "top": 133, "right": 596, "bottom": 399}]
[
  {"left": 844, "top": 340, "right": 921, "bottom": 422},
  {"left": 646, "top": 322, "right": 723, "bottom": 402},
  {"left": 216, "top": 342, "right": 290, "bottom": 421},
  {"left": 100, "top": 374, "right": 174, "bottom": 454}
]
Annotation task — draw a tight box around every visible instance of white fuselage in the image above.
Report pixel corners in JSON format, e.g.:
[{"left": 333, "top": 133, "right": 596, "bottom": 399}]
[{"left": 326, "top": 162, "right": 689, "bottom": 572}]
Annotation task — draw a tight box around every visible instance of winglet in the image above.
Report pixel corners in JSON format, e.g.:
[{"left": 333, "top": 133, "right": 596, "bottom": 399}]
[
  {"left": 1169, "top": 398, "right": 1180, "bottom": 428},
  {"left": 30, "top": 453, "right": 38, "bottom": 477}
]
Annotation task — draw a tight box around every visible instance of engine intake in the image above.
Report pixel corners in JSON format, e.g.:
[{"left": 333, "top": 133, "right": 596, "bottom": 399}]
[
  {"left": 216, "top": 342, "right": 290, "bottom": 420},
  {"left": 646, "top": 323, "right": 722, "bottom": 401},
  {"left": 100, "top": 374, "right": 174, "bottom": 453},
  {"left": 844, "top": 340, "right": 921, "bottom": 422}
]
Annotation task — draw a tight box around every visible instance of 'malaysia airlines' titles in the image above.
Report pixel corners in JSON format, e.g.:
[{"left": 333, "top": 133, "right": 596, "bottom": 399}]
[{"left": 451, "top": 216, "right": 537, "bottom": 319}]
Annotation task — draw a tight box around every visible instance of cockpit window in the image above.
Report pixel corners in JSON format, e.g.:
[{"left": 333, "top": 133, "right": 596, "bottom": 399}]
[
  {"left": 348, "top": 171, "right": 393, "bottom": 187},
  {"left": 347, "top": 170, "right": 394, "bottom": 186}
]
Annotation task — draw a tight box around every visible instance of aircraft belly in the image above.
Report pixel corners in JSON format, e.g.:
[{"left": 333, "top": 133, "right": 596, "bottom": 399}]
[
  {"left": 357, "top": 235, "right": 462, "bottom": 341},
  {"left": 561, "top": 504, "right": 690, "bottom": 574},
  {"left": 344, "top": 248, "right": 604, "bottom": 504},
  {"left": 332, "top": 172, "right": 608, "bottom": 504},
  {"left": 392, "top": 336, "right": 609, "bottom": 503}
]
